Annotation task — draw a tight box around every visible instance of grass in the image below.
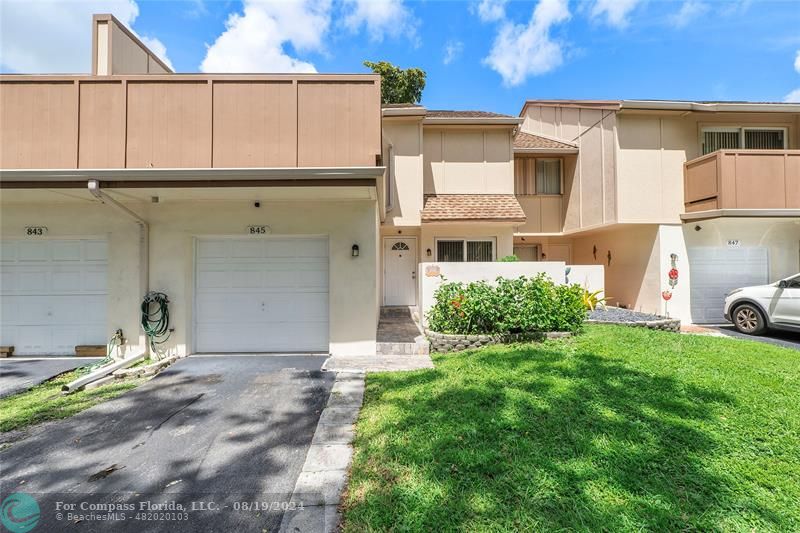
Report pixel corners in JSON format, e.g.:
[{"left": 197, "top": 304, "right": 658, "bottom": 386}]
[
  {"left": 0, "top": 368, "right": 144, "bottom": 433},
  {"left": 343, "top": 325, "right": 800, "bottom": 532}
]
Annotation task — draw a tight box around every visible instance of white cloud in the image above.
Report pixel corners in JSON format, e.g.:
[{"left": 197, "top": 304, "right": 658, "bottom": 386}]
[
  {"left": 341, "top": 0, "right": 417, "bottom": 42},
  {"left": 483, "top": 0, "right": 570, "bottom": 87},
  {"left": 795, "top": 49, "right": 800, "bottom": 74},
  {"left": 475, "top": 0, "right": 508, "bottom": 23},
  {"left": 670, "top": 0, "right": 709, "bottom": 28},
  {"left": 443, "top": 40, "right": 464, "bottom": 65},
  {"left": 139, "top": 36, "right": 175, "bottom": 71},
  {"left": 0, "top": 0, "right": 142, "bottom": 73},
  {"left": 784, "top": 88, "right": 800, "bottom": 103},
  {"left": 201, "top": 0, "right": 332, "bottom": 73},
  {"left": 590, "top": 0, "right": 641, "bottom": 28}
]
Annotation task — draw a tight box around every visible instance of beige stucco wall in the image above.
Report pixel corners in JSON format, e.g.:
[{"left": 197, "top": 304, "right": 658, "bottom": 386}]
[
  {"left": 383, "top": 118, "right": 424, "bottom": 226},
  {"left": 571, "top": 224, "right": 662, "bottom": 314},
  {"left": 617, "top": 112, "right": 800, "bottom": 223},
  {"left": 520, "top": 105, "right": 617, "bottom": 231},
  {"left": 423, "top": 128, "right": 514, "bottom": 195},
  {"left": 0, "top": 193, "right": 379, "bottom": 356}
]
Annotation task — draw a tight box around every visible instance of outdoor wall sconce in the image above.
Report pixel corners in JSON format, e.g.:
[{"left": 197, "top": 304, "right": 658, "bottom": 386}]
[
  {"left": 352, "top": 244, "right": 359, "bottom": 257},
  {"left": 694, "top": 225, "right": 702, "bottom": 232},
  {"left": 426, "top": 248, "right": 432, "bottom": 257},
  {"left": 593, "top": 245, "right": 597, "bottom": 260},
  {"left": 607, "top": 250, "right": 612, "bottom": 266},
  {"left": 541, "top": 253, "right": 547, "bottom": 260}
]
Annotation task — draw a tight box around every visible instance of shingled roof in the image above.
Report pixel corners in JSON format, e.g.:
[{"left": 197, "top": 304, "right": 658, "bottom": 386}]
[
  {"left": 421, "top": 195, "right": 526, "bottom": 223},
  {"left": 513, "top": 131, "right": 577, "bottom": 151}
]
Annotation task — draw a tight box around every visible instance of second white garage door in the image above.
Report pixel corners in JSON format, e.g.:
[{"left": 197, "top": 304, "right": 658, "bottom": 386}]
[
  {"left": 688, "top": 247, "right": 769, "bottom": 324},
  {"left": 194, "top": 237, "right": 329, "bottom": 353}
]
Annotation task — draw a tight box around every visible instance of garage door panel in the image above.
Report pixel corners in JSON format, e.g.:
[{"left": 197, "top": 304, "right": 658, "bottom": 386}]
[
  {"left": 51, "top": 240, "right": 83, "bottom": 261},
  {"left": 195, "top": 237, "right": 329, "bottom": 353},
  {"left": 689, "top": 247, "right": 768, "bottom": 324},
  {"left": 17, "top": 241, "right": 50, "bottom": 261},
  {"left": 0, "top": 239, "right": 108, "bottom": 354},
  {"left": 15, "top": 268, "right": 50, "bottom": 292},
  {"left": 230, "top": 240, "right": 265, "bottom": 258}
]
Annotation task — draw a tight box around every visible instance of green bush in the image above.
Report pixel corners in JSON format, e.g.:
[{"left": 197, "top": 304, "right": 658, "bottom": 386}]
[
  {"left": 427, "top": 274, "right": 585, "bottom": 335},
  {"left": 497, "top": 255, "right": 519, "bottom": 262}
]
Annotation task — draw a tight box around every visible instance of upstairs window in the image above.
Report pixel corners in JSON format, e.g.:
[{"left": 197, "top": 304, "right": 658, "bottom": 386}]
[
  {"left": 514, "top": 158, "right": 562, "bottom": 195},
  {"left": 702, "top": 127, "right": 787, "bottom": 155},
  {"left": 536, "top": 159, "right": 562, "bottom": 195}
]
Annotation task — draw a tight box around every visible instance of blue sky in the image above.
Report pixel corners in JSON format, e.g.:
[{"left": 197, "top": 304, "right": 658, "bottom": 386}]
[{"left": 2, "top": 0, "right": 799, "bottom": 115}]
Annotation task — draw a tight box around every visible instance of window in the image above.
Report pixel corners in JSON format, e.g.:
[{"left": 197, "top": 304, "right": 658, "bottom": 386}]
[
  {"left": 514, "top": 157, "right": 562, "bottom": 195},
  {"left": 536, "top": 159, "right": 562, "bottom": 195},
  {"left": 436, "top": 239, "right": 495, "bottom": 262},
  {"left": 391, "top": 242, "right": 410, "bottom": 251},
  {"left": 701, "top": 127, "right": 787, "bottom": 155}
]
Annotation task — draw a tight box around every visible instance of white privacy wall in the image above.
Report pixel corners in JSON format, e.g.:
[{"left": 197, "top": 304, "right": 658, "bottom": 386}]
[{"left": 418, "top": 262, "right": 604, "bottom": 328}]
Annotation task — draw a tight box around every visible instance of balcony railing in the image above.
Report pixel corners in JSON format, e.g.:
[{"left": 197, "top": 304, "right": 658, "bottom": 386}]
[{"left": 684, "top": 149, "right": 800, "bottom": 212}]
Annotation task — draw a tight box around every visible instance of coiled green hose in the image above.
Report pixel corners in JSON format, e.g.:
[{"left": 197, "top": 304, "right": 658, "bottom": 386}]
[{"left": 141, "top": 291, "right": 171, "bottom": 351}]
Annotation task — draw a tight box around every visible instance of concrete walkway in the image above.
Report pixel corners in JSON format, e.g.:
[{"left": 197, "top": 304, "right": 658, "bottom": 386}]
[{"left": 323, "top": 354, "right": 434, "bottom": 372}]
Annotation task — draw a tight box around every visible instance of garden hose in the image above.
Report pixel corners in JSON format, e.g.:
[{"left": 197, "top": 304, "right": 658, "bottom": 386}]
[{"left": 141, "top": 291, "right": 171, "bottom": 351}]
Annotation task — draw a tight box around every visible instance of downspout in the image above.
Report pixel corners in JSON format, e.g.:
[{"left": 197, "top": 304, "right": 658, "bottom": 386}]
[
  {"left": 63, "top": 181, "right": 150, "bottom": 393},
  {"left": 87, "top": 179, "right": 149, "bottom": 295}
]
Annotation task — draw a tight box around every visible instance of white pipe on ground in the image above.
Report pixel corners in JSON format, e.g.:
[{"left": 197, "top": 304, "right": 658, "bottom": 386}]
[{"left": 62, "top": 352, "right": 147, "bottom": 393}]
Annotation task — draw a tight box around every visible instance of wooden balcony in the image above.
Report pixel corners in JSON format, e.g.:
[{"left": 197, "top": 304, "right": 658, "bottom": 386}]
[{"left": 684, "top": 150, "right": 800, "bottom": 212}]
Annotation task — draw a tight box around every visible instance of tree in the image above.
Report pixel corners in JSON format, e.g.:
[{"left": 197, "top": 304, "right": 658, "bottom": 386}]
[{"left": 363, "top": 60, "right": 426, "bottom": 105}]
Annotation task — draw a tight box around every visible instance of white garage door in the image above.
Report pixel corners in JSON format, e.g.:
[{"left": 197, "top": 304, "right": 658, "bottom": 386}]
[
  {"left": 689, "top": 247, "right": 769, "bottom": 324},
  {"left": 194, "top": 237, "right": 329, "bottom": 353},
  {"left": 0, "top": 239, "right": 108, "bottom": 355}
]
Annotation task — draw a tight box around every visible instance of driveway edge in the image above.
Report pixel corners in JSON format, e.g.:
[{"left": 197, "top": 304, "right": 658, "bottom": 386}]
[{"left": 279, "top": 371, "right": 365, "bottom": 533}]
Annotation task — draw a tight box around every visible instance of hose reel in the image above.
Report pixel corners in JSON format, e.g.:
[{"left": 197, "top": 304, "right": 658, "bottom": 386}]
[{"left": 141, "top": 291, "right": 171, "bottom": 352}]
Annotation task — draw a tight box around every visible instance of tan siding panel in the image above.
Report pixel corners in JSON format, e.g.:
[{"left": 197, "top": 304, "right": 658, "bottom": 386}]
[
  {"left": 297, "top": 81, "right": 380, "bottom": 167},
  {"left": 0, "top": 82, "right": 77, "bottom": 169},
  {"left": 126, "top": 82, "right": 212, "bottom": 168},
  {"left": 734, "top": 153, "right": 786, "bottom": 209},
  {"left": 78, "top": 82, "right": 126, "bottom": 168},
  {"left": 787, "top": 153, "right": 800, "bottom": 208},
  {"left": 213, "top": 81, "right": 297, "bottom": 167}
]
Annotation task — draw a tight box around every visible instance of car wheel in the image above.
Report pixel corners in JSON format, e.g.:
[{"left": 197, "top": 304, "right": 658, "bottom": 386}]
[{"left": 733, "top": 304, "right": 766, "bottom": 335}]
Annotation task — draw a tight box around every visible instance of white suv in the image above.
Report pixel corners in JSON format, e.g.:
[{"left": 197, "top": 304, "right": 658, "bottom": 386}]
[{"left": 723, "top": 274, "right": 800, "bottom": 335}]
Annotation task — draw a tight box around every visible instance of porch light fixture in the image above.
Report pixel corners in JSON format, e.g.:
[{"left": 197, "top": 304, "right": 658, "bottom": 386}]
[
  {"left": 352, "top": 244, "right": 360, "bottom": 257},
  {"left": 426, "top": 248, "right": 432, "bottom": 257}
]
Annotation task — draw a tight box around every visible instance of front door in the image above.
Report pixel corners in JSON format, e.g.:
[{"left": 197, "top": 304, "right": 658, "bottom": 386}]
[{"left": 383, "top": 237, "right": 417, "bottom": 306}]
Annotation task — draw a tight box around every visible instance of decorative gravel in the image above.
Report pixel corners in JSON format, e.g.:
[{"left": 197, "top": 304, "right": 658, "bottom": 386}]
[{"left": 588, "top": 307, "right": 664, "bottom": 323}]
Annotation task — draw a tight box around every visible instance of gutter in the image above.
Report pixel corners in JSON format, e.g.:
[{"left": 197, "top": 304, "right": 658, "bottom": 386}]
[
  {"left": 0, "top": 166, "right": 386, "bottom": 182},
  {"left": 680, "top": 208, "right": 800, "bottom": 221}
]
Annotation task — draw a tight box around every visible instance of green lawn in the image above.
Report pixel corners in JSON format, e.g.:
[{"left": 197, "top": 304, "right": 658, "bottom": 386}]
[
  {"left": 343, "top": 325, "right": 800, "bottom": 532},
  {"left": 0, "top": 369, "right": 143, "bottom": 433}
]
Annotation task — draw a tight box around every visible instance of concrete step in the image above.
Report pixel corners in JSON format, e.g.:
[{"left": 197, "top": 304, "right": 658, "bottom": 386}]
[
  {"left": 379, "top": 306, "right": 417, "bottom": 319},
  {"left": 376, "top": 340, "right": 430, "bottom": 356}
]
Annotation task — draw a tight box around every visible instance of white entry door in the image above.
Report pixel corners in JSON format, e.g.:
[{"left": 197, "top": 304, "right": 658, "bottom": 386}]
[
  {"left": 194, "top": 237, "right": 329, "bottom": 353},
  {"left": 0, "top": 239, "right": 108, "bottom": 355},
  {"left": 383, "top": 237, "right": 417, "bottom": 306}
]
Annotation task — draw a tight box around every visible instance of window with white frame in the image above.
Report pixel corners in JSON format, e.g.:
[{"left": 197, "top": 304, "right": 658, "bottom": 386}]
[
  {"left": 701, "top": 127, "right": 787, "bottom": 155},
  {"left": 436, "top": 239, "right": 495, "bottom": 262}
]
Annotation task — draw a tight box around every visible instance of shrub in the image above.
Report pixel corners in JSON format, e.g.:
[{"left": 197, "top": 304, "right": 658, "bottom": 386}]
[
  {"left": 427, "top": 274, "right": 585, "bottom": 335},
  {"left": 497, "top": 255, "right": 519, "bottom": 262}
]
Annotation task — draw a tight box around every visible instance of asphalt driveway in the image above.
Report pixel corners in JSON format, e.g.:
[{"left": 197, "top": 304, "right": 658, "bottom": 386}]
[
  {"left": 0, "top": 355, "right": 334, "bottom": 532},
  {"left": 0, "top": 358, "right": 102, "bottom": 398},
  {"left": 709, "top": 325, "right": 800, "bottom": 350}
]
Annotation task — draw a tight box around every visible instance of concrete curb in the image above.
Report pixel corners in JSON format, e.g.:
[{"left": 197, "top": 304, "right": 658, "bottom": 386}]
[{"left": 279, "top": 371, "right": 365, "bottom": 533}]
